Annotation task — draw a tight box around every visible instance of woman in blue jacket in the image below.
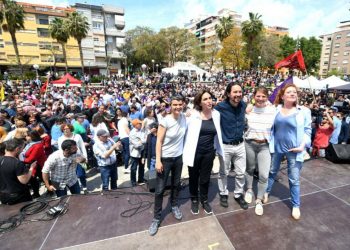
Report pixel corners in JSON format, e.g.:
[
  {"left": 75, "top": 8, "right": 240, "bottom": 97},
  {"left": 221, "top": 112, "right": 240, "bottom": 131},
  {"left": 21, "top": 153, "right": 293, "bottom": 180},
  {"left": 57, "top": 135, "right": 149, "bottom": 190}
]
[{"left": 264, "top": 83, "right": 311, "bottom": 220}]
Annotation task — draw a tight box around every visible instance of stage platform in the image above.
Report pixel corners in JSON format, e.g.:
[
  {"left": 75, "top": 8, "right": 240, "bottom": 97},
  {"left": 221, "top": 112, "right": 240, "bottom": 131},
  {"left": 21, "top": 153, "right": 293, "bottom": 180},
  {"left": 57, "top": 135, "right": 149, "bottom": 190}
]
[{"left": 0, "top": 158, "right": 349, "bottom": 250}]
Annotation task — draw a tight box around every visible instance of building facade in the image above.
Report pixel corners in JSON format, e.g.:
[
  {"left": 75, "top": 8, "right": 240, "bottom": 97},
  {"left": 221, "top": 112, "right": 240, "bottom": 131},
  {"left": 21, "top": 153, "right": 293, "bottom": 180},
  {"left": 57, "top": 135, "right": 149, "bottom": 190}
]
[
  {"left": 185, "top": 8, "right": 242, "bottom": 51},
  {"left": 319, "top": 21, "right": 350, "bottom": 78},
  {"left": 0, "top": 2, "right": 81, "bottom": 73},
  {"left": 265, "top": 26, "right": 289, "bottom": 37},
  {"left": 73, "top": 3, "right": 125, "bottom": 75}
]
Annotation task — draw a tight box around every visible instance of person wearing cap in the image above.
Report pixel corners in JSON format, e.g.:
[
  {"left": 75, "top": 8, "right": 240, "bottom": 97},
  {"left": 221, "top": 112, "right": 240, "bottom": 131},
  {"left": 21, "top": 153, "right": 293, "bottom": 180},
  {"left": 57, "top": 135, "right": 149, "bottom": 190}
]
[
  {"left": 93, "top": 129, "right": 122, "bottom": 190},
  {"left": 129, "top": 119, "right": 146, "bottom": 186}
]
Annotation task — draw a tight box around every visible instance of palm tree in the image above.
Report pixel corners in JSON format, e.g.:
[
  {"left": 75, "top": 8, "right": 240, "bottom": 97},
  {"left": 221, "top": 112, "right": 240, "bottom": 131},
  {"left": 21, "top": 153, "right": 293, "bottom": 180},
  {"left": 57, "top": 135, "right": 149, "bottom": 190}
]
[
  {"left": 0, "top": 0, "right": 25, "bottom": 74},
  {"left": 241, "top": 12, "right": 264, "bottom": 67},
  {"left": 49, "top": 18, "right": 69, "bottom": 73},
  {"left": 66, "top": 11, "right": 89, "bottom": 73},
  {"left": 215, "top": 16, "right": 234, "bottom": 42}
]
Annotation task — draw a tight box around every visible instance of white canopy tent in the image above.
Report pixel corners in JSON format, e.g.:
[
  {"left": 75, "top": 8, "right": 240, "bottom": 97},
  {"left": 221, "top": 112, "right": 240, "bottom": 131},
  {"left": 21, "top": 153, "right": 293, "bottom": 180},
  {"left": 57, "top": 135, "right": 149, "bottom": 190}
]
[
  {"left": 295, "top": 76, "right": 326, "bottom": 90},
  {"left": 276, "top": 76, "right": 303, "bottom": 86},
  {"left": 162, "top": 62, "right": 211, "bottom": 77},
  {"left": 321, "top": 75, "right": 349, "bottom": 89}
]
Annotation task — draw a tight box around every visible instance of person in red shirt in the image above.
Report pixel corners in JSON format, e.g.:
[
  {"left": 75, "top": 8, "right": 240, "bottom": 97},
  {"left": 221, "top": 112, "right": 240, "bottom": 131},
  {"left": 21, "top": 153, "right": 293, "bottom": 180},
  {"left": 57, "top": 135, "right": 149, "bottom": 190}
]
[
  {"left": 35, "top": 125, "right": 52, "bottom": 157},
  {"left": 21, "top": 130, "right": 47, "bottom": 198},
  {"left": 312, "top": 110, "right": 334, "bottom": 157}
]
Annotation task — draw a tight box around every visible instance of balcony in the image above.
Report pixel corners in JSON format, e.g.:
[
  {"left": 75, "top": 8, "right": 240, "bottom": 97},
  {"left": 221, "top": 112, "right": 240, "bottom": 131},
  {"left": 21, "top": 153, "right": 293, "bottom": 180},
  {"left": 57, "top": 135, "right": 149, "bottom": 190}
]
[
  {"left": 106, "top": 28, "right": 125, "bottom": 37},
  {"left": 115, "top": 20, "right": 125, "bottom": 29},
  {"left": 107, "top": 50, "right": 124, "bottom": 59},
  {"left": 94, "top": 51, "right": 106, "bottom": 57},
  {"left": 103, "top": 6, "right": 124, "bottom": 15},
  {"left": 95, "top": 61, "right": 107, "bottom": 67}
]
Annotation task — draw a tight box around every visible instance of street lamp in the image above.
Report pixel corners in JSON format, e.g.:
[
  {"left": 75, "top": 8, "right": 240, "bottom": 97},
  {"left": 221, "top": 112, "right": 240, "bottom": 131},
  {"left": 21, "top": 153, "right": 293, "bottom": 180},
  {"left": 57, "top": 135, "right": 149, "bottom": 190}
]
[
  {"left": 151, "top": 59, "right": 155, "bottom": 73},
  {"left": 33, "top": 64, "right": 39, "bottom": 86},
  {"left": 141, "top": 64, "right": 147, "bottom": 78},
  {"left": 156, "top": 64, "right": 159, "bottom": 73},
  {"left": 48, "top": 56, "right": 52, "bottom": 74}
]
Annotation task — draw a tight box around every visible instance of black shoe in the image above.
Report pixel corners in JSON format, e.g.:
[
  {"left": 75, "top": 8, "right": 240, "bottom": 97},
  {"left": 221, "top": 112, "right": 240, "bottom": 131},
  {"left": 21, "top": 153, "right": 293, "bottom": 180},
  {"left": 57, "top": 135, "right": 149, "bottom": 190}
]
[
  {"left": 202, "top": 201, "right": 213, "bottom": 215},
  {"left": 220, "top": 195, "right": 228, "bottom": 208},
  {"left": 191, "top": 200, "right": 199, "bottom": 215},
  {"left": 234, "top": 195, "right": 249, "bottom": 210}
]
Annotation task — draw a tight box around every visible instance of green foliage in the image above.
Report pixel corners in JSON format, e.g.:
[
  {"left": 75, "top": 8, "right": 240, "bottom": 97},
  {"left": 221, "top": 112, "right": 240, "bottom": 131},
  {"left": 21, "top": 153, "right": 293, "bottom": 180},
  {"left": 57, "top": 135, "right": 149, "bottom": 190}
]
[
  {"left": 215, "top": 16, "right": 234, "bottom": 42},
  {"left": 327, "top": 68, "right": 342, "bottom": 77},
  {"left": 241, "top": 12, "right": 264, "bottom": 67},
  {"left": 279, "top": 36, "right": 322, "bottom": 72},
  {"left": 259, "top": 35, "right": 281, "bottom": 68},
  {"left": 49, "top": 18, "right": 69, "bottom": 72}
]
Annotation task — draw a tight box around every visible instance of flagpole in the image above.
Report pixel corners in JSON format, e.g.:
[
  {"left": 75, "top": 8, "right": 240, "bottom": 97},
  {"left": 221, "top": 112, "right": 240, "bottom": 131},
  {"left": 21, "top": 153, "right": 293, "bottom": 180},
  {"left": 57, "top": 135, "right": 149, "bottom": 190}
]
[{"left": 304, "top": 69, "right": 316, "bottom": 102}]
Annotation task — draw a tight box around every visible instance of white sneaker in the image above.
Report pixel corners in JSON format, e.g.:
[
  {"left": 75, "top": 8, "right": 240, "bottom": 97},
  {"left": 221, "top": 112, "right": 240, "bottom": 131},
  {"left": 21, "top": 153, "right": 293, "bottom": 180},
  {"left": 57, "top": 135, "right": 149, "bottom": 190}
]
[
  {"left": 244, "top": 191, "right": 253, "bottom": 204},
  {"left": 255, "top": 200, "right": 263, "bottom": 216},
  {"left": 262, "top": 193, "right": 269, "bottom": 204},
  {"left": 124, "top": 168, "right": 130, "bottom": 174},
  {"left": 292, "top": 207, "right": 301, "bottom": 220}
]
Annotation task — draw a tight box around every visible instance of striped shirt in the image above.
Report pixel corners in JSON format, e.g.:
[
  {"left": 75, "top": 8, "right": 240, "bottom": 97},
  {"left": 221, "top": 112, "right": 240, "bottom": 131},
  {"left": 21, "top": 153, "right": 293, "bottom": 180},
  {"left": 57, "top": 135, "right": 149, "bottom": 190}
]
[
  {"left": 93, "top": 139, "right": 117, "bottom": 166},
  {"left": 245, "top": 105, "right": 276, "bottom": 141},
  {"left": 42, "top": 150, "right": 82, "bottom": 187}
]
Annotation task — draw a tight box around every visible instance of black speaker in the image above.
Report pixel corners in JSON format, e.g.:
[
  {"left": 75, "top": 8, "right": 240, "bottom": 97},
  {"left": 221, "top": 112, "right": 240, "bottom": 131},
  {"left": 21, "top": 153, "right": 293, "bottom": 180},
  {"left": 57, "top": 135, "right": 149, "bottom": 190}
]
[
  {"left": 145, "top": 170, "right": 172, "bottom": 192},
  {"left": 326, "top": 144, "right": 350, "bottom": 163}
]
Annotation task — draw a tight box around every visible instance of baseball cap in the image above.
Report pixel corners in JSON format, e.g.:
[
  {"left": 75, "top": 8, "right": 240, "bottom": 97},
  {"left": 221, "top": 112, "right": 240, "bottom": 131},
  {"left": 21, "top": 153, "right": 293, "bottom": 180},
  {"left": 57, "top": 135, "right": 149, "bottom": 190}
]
[{"left": 131, "top": 119, "right": 142, "bottom": 127}]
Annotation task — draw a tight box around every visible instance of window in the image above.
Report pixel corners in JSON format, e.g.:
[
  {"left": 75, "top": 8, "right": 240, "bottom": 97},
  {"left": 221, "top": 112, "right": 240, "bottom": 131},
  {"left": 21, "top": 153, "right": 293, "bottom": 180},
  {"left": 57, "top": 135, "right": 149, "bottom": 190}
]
[
  {"left": 332, "top": 60, "right": 337, "bottom": 65},
  {"left": 343, "top": 60, "right": 349, "bottom": 64},
  {"left": 327, "top": 37, "right": 331, "bottom": 41},
  {"left": 344, "top": 51, "right": 350, "bottom": 56},
  {"left": 93, "top": 21, "right": 103, "bottom": 30},
  {"left": 323, "top": 61, "right": 328, "bottom": 65},
  {"left": 346, "top": 41, "right": 350, "bottom": 47},
  {"left": 37, "top": 15, "right": 49, "bottom": 25},
  {"left": 334, "top": 43, "right": 340, "bottom": 48},
  {"left": 336, "top": 34, "right": 341, "bottom": 40},
  {"left": 347, "top": 32, "right": 350, "bottom": 37},
  {"left": 37, "top": 28, "right": 49, "bottom": 37},
  {"left": 93, "top": 37, "right": 99, "bottom": 42},
  {"left": 0, "top": 44, "right": 4, "bottom": 48},
  {"left": 39, "top": 43, "right": 51, "bottom": 50},
  {"left": 333, "top": 52, "right": 339, "bottom": 57},
  {"left": 0, "top": 28, "right": 2, "bottom": 34}
]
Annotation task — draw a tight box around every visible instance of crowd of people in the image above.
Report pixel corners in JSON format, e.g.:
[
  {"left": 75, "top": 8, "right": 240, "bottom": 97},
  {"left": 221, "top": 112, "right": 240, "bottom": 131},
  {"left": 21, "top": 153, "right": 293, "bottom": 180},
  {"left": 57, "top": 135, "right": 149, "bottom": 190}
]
[{"left": 0, "top": 70, "right": 349, "bottom": 237}]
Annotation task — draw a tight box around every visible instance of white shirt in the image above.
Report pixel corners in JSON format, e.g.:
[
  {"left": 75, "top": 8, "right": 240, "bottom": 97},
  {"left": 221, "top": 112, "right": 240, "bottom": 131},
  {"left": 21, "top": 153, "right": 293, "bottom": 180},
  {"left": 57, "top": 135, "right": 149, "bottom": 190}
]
[{"left": 118, "top": 117, "right": 129, "bottom": 139}]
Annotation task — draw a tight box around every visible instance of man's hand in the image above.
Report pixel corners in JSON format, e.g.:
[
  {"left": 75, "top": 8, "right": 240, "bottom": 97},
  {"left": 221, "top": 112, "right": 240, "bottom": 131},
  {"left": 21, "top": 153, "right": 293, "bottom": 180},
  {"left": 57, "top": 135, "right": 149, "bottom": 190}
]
[
  {"left": 288, "top": 145, "right": 305, "bottom": 153},
  {"left": 30, "top": 161, "right": 37, "bottom": 171}
]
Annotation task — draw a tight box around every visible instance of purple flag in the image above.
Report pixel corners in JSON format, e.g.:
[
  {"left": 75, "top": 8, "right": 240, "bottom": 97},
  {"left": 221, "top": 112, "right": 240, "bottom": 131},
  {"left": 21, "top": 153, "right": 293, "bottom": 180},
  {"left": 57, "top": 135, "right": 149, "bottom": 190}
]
[{"left": 268, "top": 76, "right": 293, "bottom": 103}]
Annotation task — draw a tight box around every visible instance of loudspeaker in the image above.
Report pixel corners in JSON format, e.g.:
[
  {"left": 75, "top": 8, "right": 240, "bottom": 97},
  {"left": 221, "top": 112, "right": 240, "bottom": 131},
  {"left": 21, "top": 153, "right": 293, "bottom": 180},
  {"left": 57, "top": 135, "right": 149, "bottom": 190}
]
[
  {"left": 145, "top": 170, "right": 172, "bottom": 192},
  {"left": 325, "top": 144, "right": 350, "bottom": 163}
]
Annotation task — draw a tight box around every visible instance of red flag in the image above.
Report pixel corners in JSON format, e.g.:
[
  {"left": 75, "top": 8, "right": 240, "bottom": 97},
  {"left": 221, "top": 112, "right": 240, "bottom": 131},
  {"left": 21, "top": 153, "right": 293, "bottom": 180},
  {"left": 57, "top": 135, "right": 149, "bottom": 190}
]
[
  {"left": 40, "top": 81, "right": 48, "bottom": 93},
  {"left": 274, "top": 50, "right": 306, "bottom": 71}
]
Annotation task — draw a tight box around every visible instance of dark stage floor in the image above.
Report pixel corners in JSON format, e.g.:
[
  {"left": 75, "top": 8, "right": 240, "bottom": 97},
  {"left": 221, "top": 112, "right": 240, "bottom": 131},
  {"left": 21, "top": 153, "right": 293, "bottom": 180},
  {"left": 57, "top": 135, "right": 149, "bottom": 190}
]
[{"left": 0, "top": 158, "right": 349, "bottom": 250}]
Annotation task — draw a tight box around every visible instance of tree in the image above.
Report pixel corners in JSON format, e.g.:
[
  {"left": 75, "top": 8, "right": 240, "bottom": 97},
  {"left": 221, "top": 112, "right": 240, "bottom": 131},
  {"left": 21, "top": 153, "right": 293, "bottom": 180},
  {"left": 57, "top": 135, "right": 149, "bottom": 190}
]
[
  {"left": 192, "top": 39, "right": 220, "bottom": 72},
  {"left": 299, "top": 36, "right": 322, "bottom": 72},
  {"left": 217, "top": 27, "right": 247, "bottom": 71},
  {"left": 215, "top": 16, "right": 234, "bottom": 42},
  {"left": 259, "top": 35, "right": 281, "bottom": 68},
  {"left": 279, "top": 35, "right": 296, "bottom": 58},
  {"left": 241, "top": 12, "right": 264, "bottom": 67},
  {"left": 49, "top": 18, "right": 70, "bottom": 72},
  {"left": 66, "top": 11, "right": 89, "bottom": 73},
  {"left": 159, "top": 27, "right": 197, "bottom": 66},
  {"left": 0, "top": 0, "right": 25, "bottom": 74}
]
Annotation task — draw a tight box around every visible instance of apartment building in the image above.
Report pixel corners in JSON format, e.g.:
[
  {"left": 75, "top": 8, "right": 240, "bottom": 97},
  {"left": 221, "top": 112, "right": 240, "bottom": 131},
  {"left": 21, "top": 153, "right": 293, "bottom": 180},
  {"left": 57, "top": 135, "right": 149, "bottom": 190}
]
[
  {"left": 265, "top": 26, "right": 289, "bottom": 37},
  {"left": 0, "top": 2, "right": 81, "bottom": 72},
  {"left": 73, "top": 3, "right": 125, "bottom": 75},
  {"left": 319, "top": 21, "right": 350, "bottom": 78},
  {"left": 185, "top": 8, "right": 242, "bottom": 51}
]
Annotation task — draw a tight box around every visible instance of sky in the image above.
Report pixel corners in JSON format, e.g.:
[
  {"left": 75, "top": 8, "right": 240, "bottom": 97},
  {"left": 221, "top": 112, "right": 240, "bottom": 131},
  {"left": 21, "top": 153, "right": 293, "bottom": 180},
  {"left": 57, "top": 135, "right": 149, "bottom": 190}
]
[{"left": 19, "top": 0, "right": 350, "bottom": 38}]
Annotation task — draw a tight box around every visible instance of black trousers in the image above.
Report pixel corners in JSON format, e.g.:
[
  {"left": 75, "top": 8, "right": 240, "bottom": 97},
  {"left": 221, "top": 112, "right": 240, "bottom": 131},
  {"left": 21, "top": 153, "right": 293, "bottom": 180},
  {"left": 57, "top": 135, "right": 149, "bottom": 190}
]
[
  {"left": 188, "top": 150, "right": 216, "bottom": 203},
  {"left": 0, "top": 190, "right": 32, "bottom": 205},
  {"left": 153, "top": 155, "right": 183, "bottom": 220}
]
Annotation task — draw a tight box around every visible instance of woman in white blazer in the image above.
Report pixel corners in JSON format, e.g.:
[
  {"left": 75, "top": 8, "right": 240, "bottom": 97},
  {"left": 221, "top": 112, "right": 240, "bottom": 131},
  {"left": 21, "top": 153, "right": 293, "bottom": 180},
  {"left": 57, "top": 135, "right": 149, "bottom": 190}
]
[{"left": 183, "top": 90, "right": 224, "bottom": 215}]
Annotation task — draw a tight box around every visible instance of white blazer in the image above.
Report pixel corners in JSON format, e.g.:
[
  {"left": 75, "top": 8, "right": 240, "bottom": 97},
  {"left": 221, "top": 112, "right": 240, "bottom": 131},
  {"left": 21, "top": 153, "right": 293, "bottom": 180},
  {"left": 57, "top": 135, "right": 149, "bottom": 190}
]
[{"left": 183, "top": 109, "right": 225, "bottom": 167}]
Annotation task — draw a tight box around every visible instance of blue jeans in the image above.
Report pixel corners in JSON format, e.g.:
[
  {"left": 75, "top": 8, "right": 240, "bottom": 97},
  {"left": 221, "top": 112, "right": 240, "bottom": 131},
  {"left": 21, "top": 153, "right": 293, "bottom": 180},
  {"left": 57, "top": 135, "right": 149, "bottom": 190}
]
[
  {"left": 100, "top": 163, "right": 118, "bottom": 190},
  {"left": 121, "top": 138, "right": 130, "bottom": 169},
  {"left": 266, "top": 152, "right": 303, "bottom": 208},
  {"left": 76, "top": 164, "right": 87, "bottom": 188},
  {"left": 55, "top": 181, "right": 81, "bottom": 197}
]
